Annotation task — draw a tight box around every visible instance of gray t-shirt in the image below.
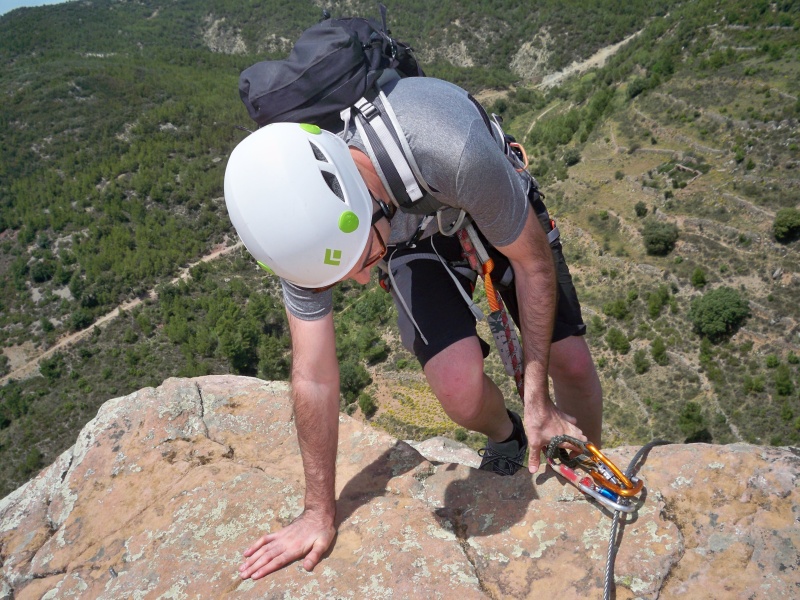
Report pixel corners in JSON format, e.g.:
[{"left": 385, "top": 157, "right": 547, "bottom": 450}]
[{"left": 282, "top": 77, "right": 529, "bottom": 320}]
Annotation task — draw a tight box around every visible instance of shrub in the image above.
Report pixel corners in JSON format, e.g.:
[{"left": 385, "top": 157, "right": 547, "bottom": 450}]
[
  {"left": 773, "top": 208, "right": 800, "bottom": 243},
  {"left": 691, "top": 268, "right": 707, "bottom": 288},
  {"left": 634, "top": 349, "right": 650, "bottom": 374},
  {"left": 744, "top": 375, "right": 765, "bottom": 394},
  {"left": 646, "top": 285, "right": 670, "bottom": 319},
  {"left": 651, "top": 337, "right": 668, "bottom": 365},
  {"left": 603, "top": 298, "right": 629, "bottom": 320},
  {"left": 69, "top": 308, "right": 95, "bottom": 331},
  {"left": 678, "top": 402, "right": 706, "bottom": 438},
  {"left": 689, "top": 287, "right": 751, "bottom": 342},
  {"left": 340, "top": 361, "right": 372, "bottom": 404},
  {"left": 642, "top": 220, "right": 679, "bottom": 255},
  {"left": 774, "top": 364, "right": 795, "bottom": 397},
  {"left": 588, "top": 314, "right": 605, "bottom": 336},
  {"left": 358, "top": 392, "right": 377, "bottom": 418},
  {"left": 634, "top": 201, "right": 648, "bottom": 217},
  {"left": 606, "top": 327, "right": 630, "bottom": 354},
  {"left": 564, "top": 148, "right": 581, "bottom": 166}
]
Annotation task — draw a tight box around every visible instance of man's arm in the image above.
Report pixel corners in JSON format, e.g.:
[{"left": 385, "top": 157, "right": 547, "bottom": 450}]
[
  {"left": 495, "top": 208, "right": 586, "bottom": 472},
  {"left": 239, "top": 311, "right": 340, "bottom": 579}
]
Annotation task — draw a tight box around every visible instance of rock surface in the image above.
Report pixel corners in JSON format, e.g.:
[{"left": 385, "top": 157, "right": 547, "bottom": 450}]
[{"left": 1, "top": 376, "right": 798, "bottom": 599}]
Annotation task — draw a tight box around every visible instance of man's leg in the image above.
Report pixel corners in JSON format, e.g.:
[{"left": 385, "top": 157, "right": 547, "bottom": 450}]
[
  {"left": 549, "top": 335, "right": 603, "bottom": 446},
  {"left": 423, "top": 336, "right": 513, "bottom": 443}
]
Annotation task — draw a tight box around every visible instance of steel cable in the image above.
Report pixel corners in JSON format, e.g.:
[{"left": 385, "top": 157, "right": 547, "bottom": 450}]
[{"left": 603, "top": 440, "right": 672, "bottom": 600}]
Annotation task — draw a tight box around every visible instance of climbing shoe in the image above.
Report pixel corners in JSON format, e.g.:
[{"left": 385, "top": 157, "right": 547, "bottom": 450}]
[{"left": 478, "top": 410, "right": 528, "bottom": 476}]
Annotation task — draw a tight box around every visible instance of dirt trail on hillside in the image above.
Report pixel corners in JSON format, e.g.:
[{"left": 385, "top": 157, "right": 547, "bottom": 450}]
[
  {"left": 538, "top": 29, "right": 643, "bottom": 89},
  {"left": 1, "top": 241, "right": 243, "bottom": 386}
]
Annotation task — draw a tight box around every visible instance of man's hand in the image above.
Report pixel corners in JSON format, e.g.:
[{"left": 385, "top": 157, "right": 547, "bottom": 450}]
[
  {"left": 239, "top": 510, "right": 336, "bottom": 580},
  {"left": 523, "top": 400, "right": 586, "bottom": 474}
]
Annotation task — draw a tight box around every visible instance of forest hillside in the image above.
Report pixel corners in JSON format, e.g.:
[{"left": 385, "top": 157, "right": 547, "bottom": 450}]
[{"left": 1, "top": 0, "right": 798, "bottom": 497}]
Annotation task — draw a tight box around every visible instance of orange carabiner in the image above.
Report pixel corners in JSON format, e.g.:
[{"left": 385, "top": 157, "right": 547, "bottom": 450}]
[
  {"left": 589, "top": 470, "right": 644, "bottom": 497},
  {"left": 508, "top": 142, "right": 529, "bottom": 171},
  {"left": 584, "top": 443, "right": 642, "bottom": 494}
]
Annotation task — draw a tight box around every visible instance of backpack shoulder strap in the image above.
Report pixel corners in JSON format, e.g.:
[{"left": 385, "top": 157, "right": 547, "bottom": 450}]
[
  {"left": 375, "top": 88, "right": 436, "bottom": 198},
  {"left": 352, "top": 94, "right": 424, "bottom": 209}
]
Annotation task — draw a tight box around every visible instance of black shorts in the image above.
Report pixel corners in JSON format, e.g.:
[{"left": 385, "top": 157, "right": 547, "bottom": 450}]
[{"left": 386, "top": 229, "right": 586, "bottom": 368}]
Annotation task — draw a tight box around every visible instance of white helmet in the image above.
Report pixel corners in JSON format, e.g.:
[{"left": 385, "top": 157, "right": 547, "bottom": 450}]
[{"left": 224, "top": 123, "right": 373, "bottom": 288}]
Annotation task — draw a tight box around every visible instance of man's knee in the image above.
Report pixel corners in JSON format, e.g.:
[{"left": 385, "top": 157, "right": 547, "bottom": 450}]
[
  {"left": 550, "top": 335, "right": 597, "bottom": 382},
  {"left": 424, "top": 338, "right": 486, "bottom": 422}
]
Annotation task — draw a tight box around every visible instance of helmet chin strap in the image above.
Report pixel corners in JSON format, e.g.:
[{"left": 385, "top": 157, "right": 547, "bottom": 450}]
[{"left": 371, "top": 193, "right": 394, "bottom": 222}]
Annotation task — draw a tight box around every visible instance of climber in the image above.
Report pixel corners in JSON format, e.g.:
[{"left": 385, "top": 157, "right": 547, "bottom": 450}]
[{"left": 224, "top": 76, "right": 603, "bottom": 579}]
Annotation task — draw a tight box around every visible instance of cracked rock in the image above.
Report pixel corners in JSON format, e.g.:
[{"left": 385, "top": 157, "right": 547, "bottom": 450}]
[{"left": 1, "top": 376, "right": 798, "bottom": 598}]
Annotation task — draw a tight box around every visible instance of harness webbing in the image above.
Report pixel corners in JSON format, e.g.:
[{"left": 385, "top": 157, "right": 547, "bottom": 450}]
[{"left": 456, "top": 227, "right": 525, "bottom": 398}]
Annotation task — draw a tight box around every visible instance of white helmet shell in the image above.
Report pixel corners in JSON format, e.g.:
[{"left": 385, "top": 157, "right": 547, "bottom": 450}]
[{"left": 224, "top": 123, "right": 373, "bottom": 288}]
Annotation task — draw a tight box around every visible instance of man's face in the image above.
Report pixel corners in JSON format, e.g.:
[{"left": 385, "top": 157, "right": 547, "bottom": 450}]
[{"left": 347, "top": 221, "right": 387, "bottom": 284}]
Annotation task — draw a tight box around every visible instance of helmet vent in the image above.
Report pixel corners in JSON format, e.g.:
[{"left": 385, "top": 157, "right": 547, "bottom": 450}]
[
  {"left": 309, "top": 141, "right": 328, "bottom": 162},
  {"left": 322, "top": 172, "right": 344, "bottom": 201}
]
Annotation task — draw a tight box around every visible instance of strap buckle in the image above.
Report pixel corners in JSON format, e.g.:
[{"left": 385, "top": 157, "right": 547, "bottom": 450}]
[{"left": 354, "top": 97, "right": 379, "bottom": 121}]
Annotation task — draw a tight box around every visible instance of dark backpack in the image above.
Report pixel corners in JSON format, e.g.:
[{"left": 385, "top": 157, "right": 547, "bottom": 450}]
[
  {"left": 238, "top": 5, "right": 537, "bottom": 224},
  {"left": 239, "top": 5, "right": 424, "bottom": 131}
]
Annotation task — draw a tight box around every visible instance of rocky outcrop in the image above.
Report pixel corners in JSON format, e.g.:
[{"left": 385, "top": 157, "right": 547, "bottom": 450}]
[{"left": 1, "top": 376, "right": 798, "bottom": 599}]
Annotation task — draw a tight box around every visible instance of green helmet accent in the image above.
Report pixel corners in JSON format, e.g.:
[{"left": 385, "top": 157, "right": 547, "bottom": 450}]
[
  {"left": 256, "top": 260, "right": 274, "bottom": 274},
  {"left": 324, "top": 248, "right": 342, "bottom": 266},
  {"left": 338, "top": 210, "right": 360, "bottom": 233},
  {"left": 300, "top": 123, "right": 322, "bottom": 135}
]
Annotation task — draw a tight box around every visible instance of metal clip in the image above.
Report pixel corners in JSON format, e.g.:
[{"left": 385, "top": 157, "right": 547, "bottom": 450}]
[{"left": 545, "top": 435, "right": 644, "bottom": 513}]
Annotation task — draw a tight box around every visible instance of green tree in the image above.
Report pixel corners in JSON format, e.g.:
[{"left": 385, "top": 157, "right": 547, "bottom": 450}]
[
  {"left": 39, "top": 352, "right": 65, "bottom": 383},
  {"left": 339, "top": 360, "right": 372, "bottom": 404},
  {"left": 646, "top": 285, "right": 670, "bottom": 319},
  {"left": 678, "top": 402, "right": 707, "bottom": 440},
  {"left": 358, "top": 392, "right": 378, "bottom": 418},
  {"left": 773, "top": 207, "right": 800, "bottom": 243},
  {"left": 19, "top": 448, "right": 44, "bottom": 478},
  {"left": 606, "top": 327, "right": 631, "bottom": 354},
  {"left": 774, "top": 364, "right": 795, "bottom": 397},
  {"left": 689, "top": 287, "right": 751, "bottom": 342},
  {"left": 651, "top": 337, "right": 668, "bottom": 365},
  {"left": 69, "top": 308, "right": 94, "bottom": 331},
  {"left": 602, "top": 298, "right": 629, "bottom": 320},
  {"left": 30, "top": 260, "right": 56, "bottom": 283},
  {"left": 564, "top": 148, "right": 581, "bottom": 166},
  {"left": 634, "top": 201, "right": 648, "bottom": 217},
  {"left": 642, "top": 220, "right": 679, "bottom": 256},
  {"left": 257, "top": 336, "right": 290, "bottom": 381},
  {"left": 691, "top": 268, "right": 707, "bottom": 288},
  {"left": 634, "top": 349, "right": 650, "bottom": 374}
]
